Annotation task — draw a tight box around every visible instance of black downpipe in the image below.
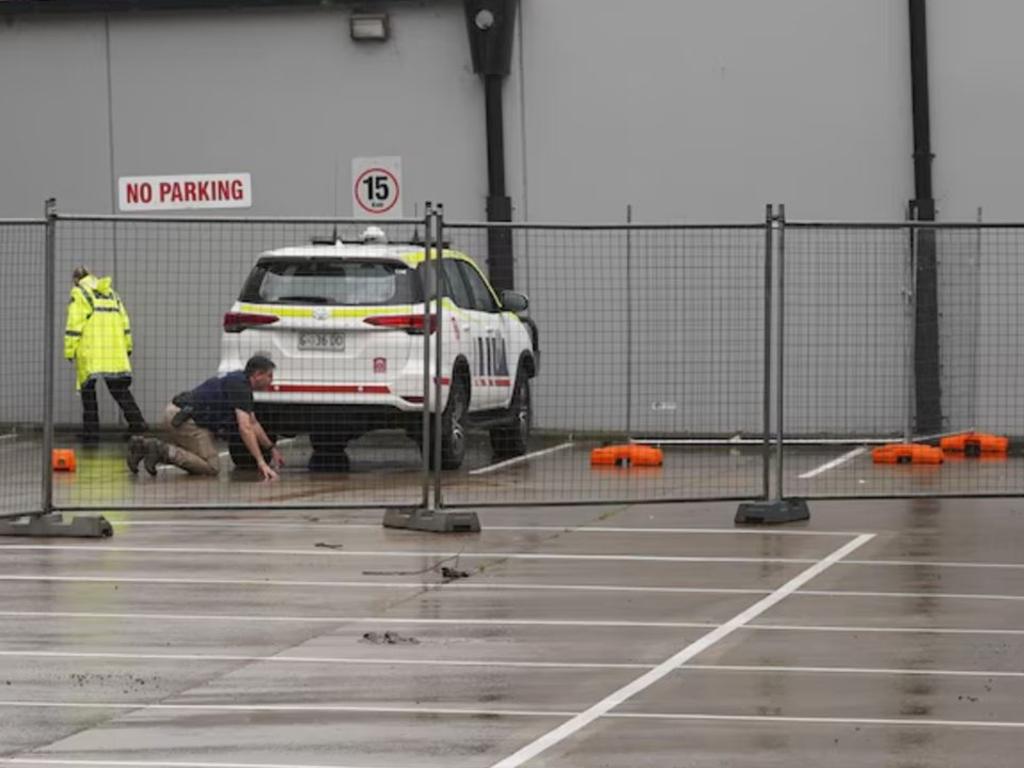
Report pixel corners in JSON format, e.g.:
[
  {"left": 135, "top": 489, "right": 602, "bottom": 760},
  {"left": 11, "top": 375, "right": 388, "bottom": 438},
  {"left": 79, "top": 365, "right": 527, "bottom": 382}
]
[
  {"left": 908, "top": 0, "right": 942, "bottom": 434},
  {"left": 484, "top": 73, "right": 514, "bottom": 292},
  {"left": 464, "top": 0, "right": 517, "bottom": 293}
]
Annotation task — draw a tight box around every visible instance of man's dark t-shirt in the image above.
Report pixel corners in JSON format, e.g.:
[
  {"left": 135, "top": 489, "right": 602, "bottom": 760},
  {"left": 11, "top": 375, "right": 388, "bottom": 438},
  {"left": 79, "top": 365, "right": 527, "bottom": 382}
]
[{"left": 189, "top": 371, "right": 254, "bottom": 435}]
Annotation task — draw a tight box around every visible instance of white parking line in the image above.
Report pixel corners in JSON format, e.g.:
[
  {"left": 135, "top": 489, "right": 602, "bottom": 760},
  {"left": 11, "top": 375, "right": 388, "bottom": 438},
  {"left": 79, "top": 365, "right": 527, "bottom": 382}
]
[
  {"left": 119, "top": 521, "right": 860, "bottom": 537},
  {"left": 845, "top": 559, "right": 1024, "bottom": 570},
  {"left": 2, "top": 651, "right": 1023, "bottom": 679},
  {"left": 0, "top": 610, "right": 720, "bottom": 628},
  {"left": 469, "top": 441, "right": 573, "bottom": 475},
  {"left": 0, "top": 649, "right": 649, "bottom": 670},
  {"left": 799, "top": 589, "right": 1024, "bottom": 602},
  {"left": 5, "top": 575, "right": 1024, "bottom": 604},
  {"left": 1, "top": 760, "right": 378, "bottom": 768},
  {"left": 753, "top": 623, "right": 1024, "bottom": 636},
  {"left": 0, "top": 574, "right": 771, "bottom": 595},
  {"left": 682, "top": 663, "right": 1024, "bottom": 678},
  {"left": 4, "top": 609, "right": 1024, "bottom": 635},
  {"left": 0, "top": 544, "right": 822, "bottom": 564},
  {"left": 0, "top": 700, "right": 1020, "bottom": 731},
  {"left": 798, "top": 447, "right": 867, "bottom": 479},
  {"left": 488, "top": 533, "right": 874, "bottom": 768},
  {"left": 606, "top": 712, "right": 1024, "bottom": 728},
  {"left": 12, "top": 545, "right": 1001, "bottom": 572},
  {"left": 0, "top": 700, "right": 573, "bottom": 718}
]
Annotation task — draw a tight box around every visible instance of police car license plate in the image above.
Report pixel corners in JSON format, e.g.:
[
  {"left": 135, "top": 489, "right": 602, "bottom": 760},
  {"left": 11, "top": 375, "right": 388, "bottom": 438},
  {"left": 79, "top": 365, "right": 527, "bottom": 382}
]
[{"left": 298, "top": 332, "right": 345, "bottom": 351}]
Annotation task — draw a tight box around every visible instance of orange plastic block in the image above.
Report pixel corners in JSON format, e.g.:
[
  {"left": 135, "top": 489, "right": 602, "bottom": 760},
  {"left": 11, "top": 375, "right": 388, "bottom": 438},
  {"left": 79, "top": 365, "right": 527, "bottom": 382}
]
[
  {"left": 590, "top": 444, "right": 664, "bottom": 467},
  {"left": 51, "top": 448, "right": 77, "bottom": 472},
  {"left": 939, "top": 432, "right": 1008, "bottom": 456},
  {"left": 871, "top": 444, "right": 944, "bottom": 465}
]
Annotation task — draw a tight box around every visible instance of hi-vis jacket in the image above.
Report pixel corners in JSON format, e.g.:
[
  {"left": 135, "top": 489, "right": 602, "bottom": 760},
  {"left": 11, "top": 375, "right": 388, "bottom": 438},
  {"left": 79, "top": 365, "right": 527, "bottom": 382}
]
[{"left": 64, "top": 274, "right": 134, "bottom": 390}]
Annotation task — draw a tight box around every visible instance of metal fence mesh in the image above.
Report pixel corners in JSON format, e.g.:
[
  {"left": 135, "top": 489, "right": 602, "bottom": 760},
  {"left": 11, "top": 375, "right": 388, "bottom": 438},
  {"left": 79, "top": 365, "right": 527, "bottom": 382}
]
[
  {"left": 782, "top": 223, "right": 1024, "bottom": 498},
  {"left": 51, "top": 217, "right": 430, "bottom": 510},
  {"left": 0, "top": 222, "right": 45, "bottom": 517},
  {"left": 440, "top": 223, "right": 767, "bottom": 505},
  {"left": 5, "top": 211, "right": 1024, "bottom": 517}
]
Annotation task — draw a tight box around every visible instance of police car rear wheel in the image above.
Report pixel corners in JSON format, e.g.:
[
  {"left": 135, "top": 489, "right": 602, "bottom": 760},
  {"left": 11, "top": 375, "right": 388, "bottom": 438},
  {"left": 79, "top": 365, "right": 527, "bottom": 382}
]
[
  {"left": 439, "top": 374, "right": 468, "bottom": 470},
  {"left": 309, "top": 431, "right": 352, "bottom": 472}
]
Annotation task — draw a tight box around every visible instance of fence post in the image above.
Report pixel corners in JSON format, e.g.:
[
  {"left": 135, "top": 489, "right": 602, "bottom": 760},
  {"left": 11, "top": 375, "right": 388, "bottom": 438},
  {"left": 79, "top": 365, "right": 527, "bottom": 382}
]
[
  {"left": 41, "top": 198, "right": 56, "bottom": 515},
  {"left": 761, "top": 204, "right": 773, "bottom": 500},
  {"left": 775, "top": 203, "right": 786, "bottom": 499},
  {"left": 735, "top": 204, "right": 809, "bottom": 525},
  {"left": 625, "top": 204, "right": 633, "bottom": 436},
  {"left": 432, "top": 205, "right": 445, "bottom": 510},
  {"left": 382, "top": 203, "right": 480, "bottom": 533},
  {"left": 419, "top": 202, "right": 434, "bottom": 511}
]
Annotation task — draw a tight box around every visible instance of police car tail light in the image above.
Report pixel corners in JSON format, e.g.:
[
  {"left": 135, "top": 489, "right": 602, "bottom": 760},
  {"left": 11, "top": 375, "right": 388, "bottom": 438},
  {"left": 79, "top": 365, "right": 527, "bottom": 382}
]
[
  {"left": 363, "top": 314, "right": 437, "bottom": 335},
  {"left": 223, "top": 312, "right": 280, "bottom": 333}
]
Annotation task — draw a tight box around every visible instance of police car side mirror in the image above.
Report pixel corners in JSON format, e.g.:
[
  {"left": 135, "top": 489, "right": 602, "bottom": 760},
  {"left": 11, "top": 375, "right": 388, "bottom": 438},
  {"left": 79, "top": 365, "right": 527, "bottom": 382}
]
[{"left": 499, "top": 290, "right": 528, "bottom": 313}]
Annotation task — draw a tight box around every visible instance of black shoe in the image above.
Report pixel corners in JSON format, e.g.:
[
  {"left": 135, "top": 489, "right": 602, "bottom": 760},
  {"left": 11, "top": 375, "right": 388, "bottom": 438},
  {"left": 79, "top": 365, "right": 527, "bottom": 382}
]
[
  {"left": 126, "top": 436, "right": 147, "bottom": 475},
  {"left": 128, "top": 422, "right": 149, "bottom": 436},
  {"left": 78, "top": 433, "right": 100, "bottom": 447}
]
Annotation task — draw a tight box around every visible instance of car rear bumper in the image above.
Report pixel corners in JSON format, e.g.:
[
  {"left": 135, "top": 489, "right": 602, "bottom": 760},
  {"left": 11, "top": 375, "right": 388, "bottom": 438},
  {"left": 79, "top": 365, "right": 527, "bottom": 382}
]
[{"left": 255, "top": 402, "right": 426, "bottom": 437}]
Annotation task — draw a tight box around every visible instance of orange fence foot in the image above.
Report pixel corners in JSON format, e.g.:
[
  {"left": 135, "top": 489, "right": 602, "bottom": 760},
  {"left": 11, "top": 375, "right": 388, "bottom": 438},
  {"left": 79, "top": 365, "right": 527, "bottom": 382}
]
[
  {"left": 51, "top": 449, "right": 77, "bottom": 472},
  {"left": 590, "top": 444, "right": 664, "bottom": 467},
  {"left": 871, "top": 444, "right": 943, "bottom": 465},
  {"left": 939, "top": 431, "right": 1009, "bottom": 457}
]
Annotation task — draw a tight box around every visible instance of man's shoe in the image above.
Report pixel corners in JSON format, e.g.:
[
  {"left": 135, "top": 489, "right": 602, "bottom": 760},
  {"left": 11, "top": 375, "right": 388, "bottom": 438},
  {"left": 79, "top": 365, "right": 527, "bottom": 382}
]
[
  {"left": 143, "top": 439, "right": 169, "bottom": 477},
  {"left": 126, "top": 436, "right": 147, "bottom": 475}
]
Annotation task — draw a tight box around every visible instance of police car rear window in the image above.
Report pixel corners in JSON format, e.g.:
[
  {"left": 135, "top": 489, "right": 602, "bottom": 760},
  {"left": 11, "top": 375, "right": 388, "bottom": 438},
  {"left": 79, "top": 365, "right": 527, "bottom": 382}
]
[{"left": 240, "top": 259, "right": 422, "bottom": 306}]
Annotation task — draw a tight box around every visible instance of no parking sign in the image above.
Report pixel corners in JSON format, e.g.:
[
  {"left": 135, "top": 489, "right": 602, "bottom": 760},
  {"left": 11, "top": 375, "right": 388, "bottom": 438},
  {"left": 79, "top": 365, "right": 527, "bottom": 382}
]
[{"left": 352, "top": 156, "right": 402, "bottom": 217}]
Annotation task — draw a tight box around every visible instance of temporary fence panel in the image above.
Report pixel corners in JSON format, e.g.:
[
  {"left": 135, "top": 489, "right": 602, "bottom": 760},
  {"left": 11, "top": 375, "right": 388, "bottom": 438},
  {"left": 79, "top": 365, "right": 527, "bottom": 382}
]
[
  {"left": 11, "top": 208, "right": 1021, "bottom": 515},
  {"left": 781, "top": 222, "right": 1024, "bottom": 498},
  {"left": 50, "top": 216, "right": 430, "bottom": 511},
  {"left": 0, "top": 221, "right": 46, "bottom": 517},
  {"left": 439, "top": 222, "right": 769, "bottom": 506}
]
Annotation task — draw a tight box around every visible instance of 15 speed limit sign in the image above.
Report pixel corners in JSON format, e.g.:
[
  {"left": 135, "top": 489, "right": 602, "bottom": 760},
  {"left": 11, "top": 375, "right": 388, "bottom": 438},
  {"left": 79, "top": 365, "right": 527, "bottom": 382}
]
[{"left": 352, "top": 156, "right": 402, "bottom": 217}]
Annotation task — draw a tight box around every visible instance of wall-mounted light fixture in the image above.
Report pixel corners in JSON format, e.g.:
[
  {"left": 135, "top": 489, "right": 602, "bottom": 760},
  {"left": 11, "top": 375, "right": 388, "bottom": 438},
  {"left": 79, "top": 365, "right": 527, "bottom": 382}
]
[{"left": 350, "top": 12, "right": 390, "bottom": 41}]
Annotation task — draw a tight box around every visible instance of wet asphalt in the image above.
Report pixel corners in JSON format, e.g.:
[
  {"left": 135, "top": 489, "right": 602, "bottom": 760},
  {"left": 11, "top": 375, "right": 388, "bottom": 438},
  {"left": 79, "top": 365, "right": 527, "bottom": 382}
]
[{"left": 1, "top": 437, "right": 1023, "bottom": 765}]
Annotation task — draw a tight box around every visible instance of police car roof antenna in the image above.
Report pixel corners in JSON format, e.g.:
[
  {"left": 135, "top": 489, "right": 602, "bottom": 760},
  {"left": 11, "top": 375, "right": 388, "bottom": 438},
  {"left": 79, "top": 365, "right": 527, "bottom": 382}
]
[{"left": 310, "top": 225, "right": 342, "bottom": 246}]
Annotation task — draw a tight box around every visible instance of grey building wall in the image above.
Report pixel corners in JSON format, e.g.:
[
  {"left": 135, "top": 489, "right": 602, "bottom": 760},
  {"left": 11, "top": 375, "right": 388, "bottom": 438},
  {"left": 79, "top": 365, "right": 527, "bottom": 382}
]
[
  {"left": 509, "top": 0, "right": 912, "bottom": 224},
  {"left": 0, "top": 2, "right": 484, "bottom": 218},
  {"left": 2, "top": 1, "right": 1022, "bottom": 437}
]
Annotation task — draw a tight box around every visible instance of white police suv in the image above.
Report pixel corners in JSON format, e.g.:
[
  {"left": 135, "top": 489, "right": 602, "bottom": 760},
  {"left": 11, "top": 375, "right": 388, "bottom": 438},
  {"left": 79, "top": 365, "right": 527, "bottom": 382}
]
[{"left": 219, "top": 228, "right": 538, "bottom": 471}]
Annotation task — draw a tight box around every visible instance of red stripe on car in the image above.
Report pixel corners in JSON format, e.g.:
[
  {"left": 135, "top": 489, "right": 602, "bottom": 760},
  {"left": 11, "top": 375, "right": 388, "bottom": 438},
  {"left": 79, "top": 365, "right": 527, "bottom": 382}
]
[{"left": 271, "top": 384, "right": 391, "bottom": 394}]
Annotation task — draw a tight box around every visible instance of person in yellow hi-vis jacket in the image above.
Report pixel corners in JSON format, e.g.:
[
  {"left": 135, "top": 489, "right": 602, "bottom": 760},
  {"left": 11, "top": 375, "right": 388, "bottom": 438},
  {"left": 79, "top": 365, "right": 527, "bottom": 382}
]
[{"left": 64, "top": 266, "right": 148, "bottom": 444}]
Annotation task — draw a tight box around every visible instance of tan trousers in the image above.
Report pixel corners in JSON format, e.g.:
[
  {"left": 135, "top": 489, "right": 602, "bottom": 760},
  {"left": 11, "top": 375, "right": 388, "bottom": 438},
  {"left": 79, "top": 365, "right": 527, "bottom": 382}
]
[{"left": 162, "top": 403, "right": 221, "bottom": 476}]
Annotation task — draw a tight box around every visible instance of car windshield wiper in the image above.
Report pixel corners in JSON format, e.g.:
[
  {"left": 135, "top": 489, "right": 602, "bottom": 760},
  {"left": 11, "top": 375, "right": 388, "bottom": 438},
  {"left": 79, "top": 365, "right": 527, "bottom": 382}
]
[{"left": 274, "top": 296, "right": 331, "bottom": 304}]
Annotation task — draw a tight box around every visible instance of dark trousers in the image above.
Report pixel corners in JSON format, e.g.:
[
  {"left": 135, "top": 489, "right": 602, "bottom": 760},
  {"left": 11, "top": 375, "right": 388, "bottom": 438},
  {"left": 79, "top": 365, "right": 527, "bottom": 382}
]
[{"left": 81, "top": 376, "right": 147, "bottom": 436}]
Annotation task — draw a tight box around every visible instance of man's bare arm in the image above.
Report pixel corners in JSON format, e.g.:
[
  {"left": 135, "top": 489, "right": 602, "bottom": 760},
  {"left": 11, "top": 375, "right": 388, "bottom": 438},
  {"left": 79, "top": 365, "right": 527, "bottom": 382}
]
[{"left": 235, "top": 409, "right": 278, "bottom": 480}]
